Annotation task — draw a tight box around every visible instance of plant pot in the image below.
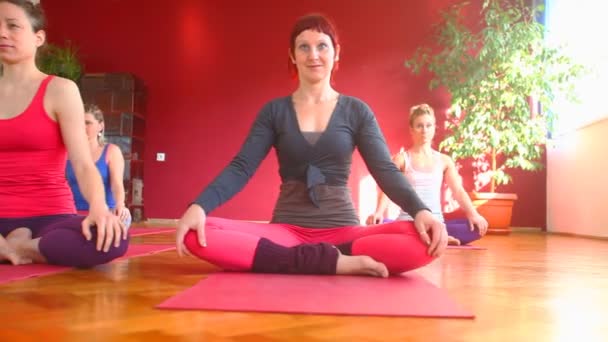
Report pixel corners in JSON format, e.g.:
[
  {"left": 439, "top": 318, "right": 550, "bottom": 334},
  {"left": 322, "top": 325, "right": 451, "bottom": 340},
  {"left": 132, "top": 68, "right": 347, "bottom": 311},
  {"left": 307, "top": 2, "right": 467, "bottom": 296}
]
[{"left": 469, "top": 192, "right": 518, "bottom": 235}]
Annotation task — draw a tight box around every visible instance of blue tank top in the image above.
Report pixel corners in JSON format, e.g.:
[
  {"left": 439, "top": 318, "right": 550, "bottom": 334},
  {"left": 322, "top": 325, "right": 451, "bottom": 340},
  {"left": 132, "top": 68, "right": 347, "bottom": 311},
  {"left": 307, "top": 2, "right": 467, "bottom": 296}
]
[{"left": 66, "top": 144, "right": 116, "bottom": 210}]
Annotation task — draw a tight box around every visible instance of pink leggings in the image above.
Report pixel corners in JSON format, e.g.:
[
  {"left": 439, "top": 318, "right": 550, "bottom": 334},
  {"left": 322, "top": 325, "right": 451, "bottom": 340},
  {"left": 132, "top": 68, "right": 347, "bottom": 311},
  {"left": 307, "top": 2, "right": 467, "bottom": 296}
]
[{"left": 184, "top": 217, "right": 435, "bottom": 275}]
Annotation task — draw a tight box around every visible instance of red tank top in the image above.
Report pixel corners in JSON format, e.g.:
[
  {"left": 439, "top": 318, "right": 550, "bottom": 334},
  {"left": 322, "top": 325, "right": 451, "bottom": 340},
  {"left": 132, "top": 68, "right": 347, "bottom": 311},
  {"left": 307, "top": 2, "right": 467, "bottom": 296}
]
[{"left": 0, "top": 75, "right": 76, "bottom": 217}]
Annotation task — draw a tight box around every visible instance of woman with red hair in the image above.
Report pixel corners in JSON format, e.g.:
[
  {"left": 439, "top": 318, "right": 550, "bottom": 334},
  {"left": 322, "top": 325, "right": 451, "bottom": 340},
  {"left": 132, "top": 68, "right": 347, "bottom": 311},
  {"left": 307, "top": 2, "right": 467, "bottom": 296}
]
[{"left": 176, "top": 14, "right": 448, "bottom": 277}]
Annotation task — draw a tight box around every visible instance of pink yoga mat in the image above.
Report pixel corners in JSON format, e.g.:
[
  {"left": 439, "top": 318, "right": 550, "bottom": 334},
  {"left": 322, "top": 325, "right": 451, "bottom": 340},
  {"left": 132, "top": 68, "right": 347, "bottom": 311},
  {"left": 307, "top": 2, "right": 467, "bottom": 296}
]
[
  {"left": 447, "top": 245, "right": 487, "bottom": 250},
  {"left": 157, "top": 272, "right": 474, "bottom": 318},
  {"left": 130, "top": 227, "right": 175, "bottom": 237},
  {"left": 0, "top": 264, "right": 70, "bottom": 284},
  {"left": 0, "top": 244, "right": 175, "bottom": 285}
]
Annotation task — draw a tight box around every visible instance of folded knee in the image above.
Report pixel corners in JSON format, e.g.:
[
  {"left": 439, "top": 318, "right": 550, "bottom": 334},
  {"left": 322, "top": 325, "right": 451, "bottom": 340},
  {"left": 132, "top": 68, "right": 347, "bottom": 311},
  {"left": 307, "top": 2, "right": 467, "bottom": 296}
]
[
  {"left": 183, "top": 230, "right": 201, "bottom": 252},
  {"left": 352, "top": 234, "right": 435, "bottom": 274},
  {"left": 378, "top": 220, "right": 419, "bottom": 235}
]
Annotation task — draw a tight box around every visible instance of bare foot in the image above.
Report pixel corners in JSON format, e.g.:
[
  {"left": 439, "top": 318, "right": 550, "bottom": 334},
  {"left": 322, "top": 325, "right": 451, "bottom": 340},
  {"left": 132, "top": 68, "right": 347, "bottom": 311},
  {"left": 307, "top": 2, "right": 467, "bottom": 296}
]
[
  {"left": 0, "top": 235, "right": 21, "bottom": 265},
  {"left": 448, "top": 236, "right": 461, "bottom": 246},
  {"left": 336, "top": 253, "right": 389, "bottom": 278},
  {"left": 6, "top": 228, "right": 36, "bottom": 265}
]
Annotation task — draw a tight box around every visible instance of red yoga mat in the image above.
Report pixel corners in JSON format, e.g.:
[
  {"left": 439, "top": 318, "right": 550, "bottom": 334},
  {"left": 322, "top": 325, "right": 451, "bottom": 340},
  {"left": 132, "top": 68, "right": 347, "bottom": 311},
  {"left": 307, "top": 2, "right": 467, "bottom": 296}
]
[
  {"left": 130, "top": 227, "right": 175, "bottom": 237},
  {"left": 0, "top": 244, "right": 175, "bottom": 285},
  {"left": 157, "top": 272, "right": 474, "bottom": 318}
]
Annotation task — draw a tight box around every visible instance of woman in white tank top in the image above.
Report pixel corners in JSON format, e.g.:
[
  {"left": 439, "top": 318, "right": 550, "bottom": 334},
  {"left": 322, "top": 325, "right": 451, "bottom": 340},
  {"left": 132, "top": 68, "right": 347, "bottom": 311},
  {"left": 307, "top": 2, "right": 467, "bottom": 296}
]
[{"left": 367, "top": 104, "right": 488, "bottom": 245}]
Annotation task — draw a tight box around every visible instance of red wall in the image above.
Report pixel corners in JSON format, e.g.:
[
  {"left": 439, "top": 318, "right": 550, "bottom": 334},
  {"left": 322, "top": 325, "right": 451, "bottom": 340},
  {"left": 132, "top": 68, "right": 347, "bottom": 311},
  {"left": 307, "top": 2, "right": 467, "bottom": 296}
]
[{"left": 42, "top": 0, "right": 546, "bottom": 228}]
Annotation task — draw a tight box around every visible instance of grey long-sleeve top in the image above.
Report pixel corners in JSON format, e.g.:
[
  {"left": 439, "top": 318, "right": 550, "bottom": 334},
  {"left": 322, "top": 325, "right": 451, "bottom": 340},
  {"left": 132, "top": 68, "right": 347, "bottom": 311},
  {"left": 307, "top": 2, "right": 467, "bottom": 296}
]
[{"left": 194, "top": 95, "right": 429, "bottom": 220}]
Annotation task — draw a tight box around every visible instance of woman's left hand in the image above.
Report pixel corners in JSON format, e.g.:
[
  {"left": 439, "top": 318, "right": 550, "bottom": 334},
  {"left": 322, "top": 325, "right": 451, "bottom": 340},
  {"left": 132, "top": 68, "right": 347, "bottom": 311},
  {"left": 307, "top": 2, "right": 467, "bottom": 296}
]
[
  {"left": 83, "top": 203, "right": 126, "bottom": 252},
  {"left": 467, "top": 212, "right": 489, "bottom": 236},
  {"left": 413, "top": 210, "right": 448, "bottom": 257},
  {"left": 114, "top": 204, "right": 131, "bottom": 223}
]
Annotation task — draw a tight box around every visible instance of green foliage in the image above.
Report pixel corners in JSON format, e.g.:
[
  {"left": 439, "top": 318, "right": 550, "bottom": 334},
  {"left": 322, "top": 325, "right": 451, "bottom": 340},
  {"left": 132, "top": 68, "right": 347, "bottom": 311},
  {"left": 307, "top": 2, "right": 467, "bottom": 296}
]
[
  {"left": 37, "top": 41, "right": 83, "bottom": 82},
  {"left": 405, "top": 0, "right": 584, "bottom": 191}
]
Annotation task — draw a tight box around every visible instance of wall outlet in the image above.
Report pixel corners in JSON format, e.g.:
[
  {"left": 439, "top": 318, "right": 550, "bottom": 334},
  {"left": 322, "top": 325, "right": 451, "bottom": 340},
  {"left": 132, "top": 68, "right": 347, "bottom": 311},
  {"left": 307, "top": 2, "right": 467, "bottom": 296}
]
[{"left": 156, "top": 152, "right": 166, "bottom": 162}]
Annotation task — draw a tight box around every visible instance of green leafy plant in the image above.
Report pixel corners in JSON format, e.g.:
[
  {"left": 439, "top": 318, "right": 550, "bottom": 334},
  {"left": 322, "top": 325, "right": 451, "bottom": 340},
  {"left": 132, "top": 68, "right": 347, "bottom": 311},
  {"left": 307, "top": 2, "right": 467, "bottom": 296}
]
[
  {"left": 406, "top": 0, "right": 584, "bottom": 192},
  {"left": 37, "top": 41, "right": 83, "bottom": 82}
]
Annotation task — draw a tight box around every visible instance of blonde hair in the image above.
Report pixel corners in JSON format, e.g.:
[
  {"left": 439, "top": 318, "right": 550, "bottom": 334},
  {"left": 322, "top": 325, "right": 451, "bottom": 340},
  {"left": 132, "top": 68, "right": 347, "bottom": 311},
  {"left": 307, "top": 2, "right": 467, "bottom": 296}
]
[
  {"left": 85, "top": 104, "right": 105, "bottom": 146},
  {"left": 409, "top": 103, "right": 436, "bottom": 127}
]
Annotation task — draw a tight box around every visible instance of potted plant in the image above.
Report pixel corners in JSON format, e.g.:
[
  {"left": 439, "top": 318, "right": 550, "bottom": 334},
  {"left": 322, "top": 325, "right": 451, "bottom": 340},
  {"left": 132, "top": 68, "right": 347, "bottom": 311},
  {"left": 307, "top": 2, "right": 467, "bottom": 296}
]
[
  {"left": 405, "top": 0, "right": 584, "bottom": 233},
  {"left": 37, "top": 41, "right": 83, "bottom": 82}
]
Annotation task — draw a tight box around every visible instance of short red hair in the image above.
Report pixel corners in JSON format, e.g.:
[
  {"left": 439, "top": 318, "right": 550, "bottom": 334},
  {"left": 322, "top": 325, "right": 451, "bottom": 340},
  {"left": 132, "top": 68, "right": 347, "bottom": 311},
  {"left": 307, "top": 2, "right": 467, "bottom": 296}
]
[{"left": 287, "top": 13, "right": 340, "bottom": 80}]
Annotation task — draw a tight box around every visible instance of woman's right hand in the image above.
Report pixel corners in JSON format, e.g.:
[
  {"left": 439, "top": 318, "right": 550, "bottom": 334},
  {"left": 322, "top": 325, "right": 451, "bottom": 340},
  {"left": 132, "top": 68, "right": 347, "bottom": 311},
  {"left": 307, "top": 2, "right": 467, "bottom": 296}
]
[
  {"left": 113, "top": 203, "right": 131, "bottom": 224},
  {"left": 176, "top": 204, "right": 207, "bottom": 257},
  {"left": 365, "top": 213, "right": 384, "bottom": 225}
]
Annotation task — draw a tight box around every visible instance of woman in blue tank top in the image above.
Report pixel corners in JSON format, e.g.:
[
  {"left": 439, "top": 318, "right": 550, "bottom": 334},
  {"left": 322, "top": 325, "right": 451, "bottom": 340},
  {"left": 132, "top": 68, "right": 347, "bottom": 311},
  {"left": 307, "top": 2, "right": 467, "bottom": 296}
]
[
  {"left": 367, "top": 104, "right": 488, "bottom": 245},
  {"left": 66, "top": 104, "right": 132, "bottom": 227}
]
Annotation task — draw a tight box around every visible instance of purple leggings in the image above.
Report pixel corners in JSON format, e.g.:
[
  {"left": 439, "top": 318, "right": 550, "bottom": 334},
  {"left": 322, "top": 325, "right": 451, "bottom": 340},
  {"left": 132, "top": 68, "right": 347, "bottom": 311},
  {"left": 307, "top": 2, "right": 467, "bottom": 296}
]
[
  {"left": 0, "top": 214, "right": 129, "bottom": 268},
  {"left": 383, "top": 218, "right": 482, "bottom": 245},
  {"left": 445, "top": 219, "right": 482, "bottom": 245}
]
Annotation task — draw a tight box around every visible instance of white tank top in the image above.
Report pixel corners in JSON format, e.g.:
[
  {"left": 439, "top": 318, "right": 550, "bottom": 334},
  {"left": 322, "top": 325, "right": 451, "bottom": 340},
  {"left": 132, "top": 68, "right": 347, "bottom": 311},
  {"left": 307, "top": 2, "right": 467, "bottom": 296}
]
[{"left": 397, "top": 150, "right": 445, "bottom": 222}]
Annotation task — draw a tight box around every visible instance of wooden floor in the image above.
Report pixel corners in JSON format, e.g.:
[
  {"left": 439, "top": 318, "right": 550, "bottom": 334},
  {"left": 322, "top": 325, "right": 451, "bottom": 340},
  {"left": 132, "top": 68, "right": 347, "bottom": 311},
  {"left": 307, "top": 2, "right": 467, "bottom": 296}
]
[{"left": 2, "top": 227, "right": 608, "bottom": 341}]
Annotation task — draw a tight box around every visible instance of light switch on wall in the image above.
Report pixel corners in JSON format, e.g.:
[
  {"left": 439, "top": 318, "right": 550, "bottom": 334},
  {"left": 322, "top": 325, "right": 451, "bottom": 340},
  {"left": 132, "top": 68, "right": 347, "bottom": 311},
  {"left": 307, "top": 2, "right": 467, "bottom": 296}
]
[{"left": 156, "top": 153, "right": 166, "bottom": 162}]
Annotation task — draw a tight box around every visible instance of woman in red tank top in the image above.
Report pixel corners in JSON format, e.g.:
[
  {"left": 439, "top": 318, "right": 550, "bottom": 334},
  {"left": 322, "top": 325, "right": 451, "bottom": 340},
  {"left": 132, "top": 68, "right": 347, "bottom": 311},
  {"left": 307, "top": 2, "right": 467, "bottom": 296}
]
[{"left": 0, "top": 0, "right": 128, "bottom": 267}]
